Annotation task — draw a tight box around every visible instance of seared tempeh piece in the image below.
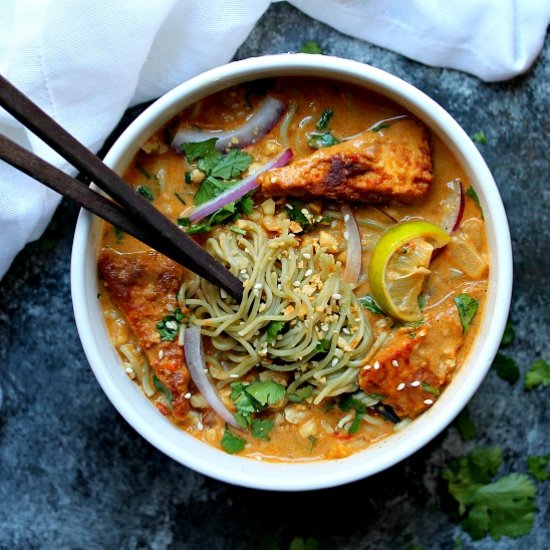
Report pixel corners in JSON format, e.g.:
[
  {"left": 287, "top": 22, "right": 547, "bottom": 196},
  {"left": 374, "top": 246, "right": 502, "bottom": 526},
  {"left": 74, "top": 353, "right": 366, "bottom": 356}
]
[
  {"left": 359, "top": 297, "right": 464, "bottom": 418},
  {"left": 259, "top": 119, "right": 432, "bottom": 203},
  {"left": 98, "top": 249, "right": 190, "bottom": 419}
]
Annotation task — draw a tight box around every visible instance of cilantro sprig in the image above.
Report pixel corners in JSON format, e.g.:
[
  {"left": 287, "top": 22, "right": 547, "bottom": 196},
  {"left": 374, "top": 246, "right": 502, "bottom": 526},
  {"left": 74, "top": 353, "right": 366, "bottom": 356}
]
[
  {"left": 230, "top": 380, "right": 286, "bottom": 429},
  {"left": 156, "top": 308, "right": 186, "bottom": 341},
  {"left": 524, "top": 358, "right": 550, "bottom": 389},
  {"left": 454, "top": 293, "right": 478, "bottom": 333}
]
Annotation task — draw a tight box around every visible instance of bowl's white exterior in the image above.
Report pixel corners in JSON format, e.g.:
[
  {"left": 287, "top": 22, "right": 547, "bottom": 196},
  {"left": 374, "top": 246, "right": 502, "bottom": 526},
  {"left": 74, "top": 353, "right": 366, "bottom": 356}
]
[{"left": 71, "top": 54, "right": 512, "bottom": 491}]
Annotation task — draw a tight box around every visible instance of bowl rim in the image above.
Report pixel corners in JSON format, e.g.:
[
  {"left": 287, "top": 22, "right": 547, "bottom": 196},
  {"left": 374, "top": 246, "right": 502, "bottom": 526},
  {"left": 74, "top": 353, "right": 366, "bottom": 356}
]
[{"left": 71, "top": 53, "right": 512, "bottom": 491}]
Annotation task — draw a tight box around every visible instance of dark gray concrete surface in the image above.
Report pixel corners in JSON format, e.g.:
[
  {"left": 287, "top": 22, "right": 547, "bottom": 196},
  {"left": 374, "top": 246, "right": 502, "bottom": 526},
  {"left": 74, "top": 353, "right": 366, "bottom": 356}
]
[{"left": 0, "top": 3, "right": 548, "bottom": 549}]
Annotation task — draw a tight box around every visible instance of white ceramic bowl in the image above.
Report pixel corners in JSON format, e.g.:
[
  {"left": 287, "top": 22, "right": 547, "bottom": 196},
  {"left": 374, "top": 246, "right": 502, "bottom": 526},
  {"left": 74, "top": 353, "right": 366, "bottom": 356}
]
[{"left": 71, "top": 54, "right": 512, "bottom": 491}]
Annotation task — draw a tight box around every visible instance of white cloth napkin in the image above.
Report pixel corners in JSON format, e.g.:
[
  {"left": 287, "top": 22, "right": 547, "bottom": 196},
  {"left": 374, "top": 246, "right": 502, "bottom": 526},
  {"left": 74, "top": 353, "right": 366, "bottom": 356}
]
[{"left": 0, "top": 0, "right": 548, "bottom": 279}]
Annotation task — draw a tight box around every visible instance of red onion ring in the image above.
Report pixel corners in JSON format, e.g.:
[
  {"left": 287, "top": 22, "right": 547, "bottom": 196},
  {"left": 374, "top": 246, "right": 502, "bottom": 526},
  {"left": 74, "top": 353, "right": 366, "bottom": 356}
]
[
  {"left": 443, "top": 178, "right": 465, "bottom": 232},
  {"left": 188, "top": 148, "right": 293, "bottom": 223},
  {"left": 172, "top": 96, "right": 287, "bottom": 152},
  {"left": 341, "top": 204, "right": 362, "bottom": 286},
  {"left": 184, "top": 325, "right": 239, "bottom": 428}
]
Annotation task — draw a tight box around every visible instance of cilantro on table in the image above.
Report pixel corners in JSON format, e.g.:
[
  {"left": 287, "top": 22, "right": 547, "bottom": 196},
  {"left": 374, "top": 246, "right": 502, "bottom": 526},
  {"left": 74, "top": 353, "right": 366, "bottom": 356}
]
[
  {"left": 230, "top": 380, "right": 286, "bottom": 429},
  {"left": 299, "top": 40, "right": 323, "bottom": 54},
  {"left": 152, "top": 375, "right": 173, "bottom": 406},
  {"left": 527, "top": 453, "right": 550, "bottom": 481},
  {"left": 220, "top": 426, "right": 246, "bottom": 454},
  {"left": 156, "top": 308, "right": 186, "bottom": 341},
  {"left": 492, "top": 352, "right": 520, "bottom": 384},
  {"left": 289, "top": 537, "right": 318, "bottom": 550},
  {"left": 443, "top": 446, "right": 537, "bottom": 540},
  {"left": 454, "top": 293, "right": 478, "bottom": 333},
  {"left": 137, "top": 185, "right": 154, "bottom": 201},
  {"left": 358, "top": 294, "right": 386, "bottom": 315},
  {"left": 524, "top": 358, "right": 550, "bottom": 389},
  {"left": 179, "top": 138, "right": 253, "bottom": 234},
  {"left": 500, "top": 318, "right": 515, "bottom": 346},
  {"left": 454, "top": 407, "right": 477, "bottom": 441},
  {"left": 471, "top": 130, "right": 488, "bottom": 144}
]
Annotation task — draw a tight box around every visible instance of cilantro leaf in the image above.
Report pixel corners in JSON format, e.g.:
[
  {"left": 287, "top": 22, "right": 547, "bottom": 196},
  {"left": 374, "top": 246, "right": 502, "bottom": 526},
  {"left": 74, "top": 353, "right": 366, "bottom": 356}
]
[
  {"left": 230, "top": 382, "right": 259, "bottom": 427},
  {"left": 251, "top": 418, "right": 274, "bottom": 441},
  {"left": 156, "top": 308, "right": 185, "bottom": 341},
  {"left": 466, "top": 186, "right": 483, "bottom": 218},
  {"left": 316, "top": 109, "right": 333, "bottom": 130},
  {"left": 492, "top": 352, "right": 519, "bottom": 384},
  {"left": 210, "top": 149, "right": 253, "bottom": 179},
  {"left": 443, "top": 447, "right": 537, "bottom": 540},
  {"left": 358, "top": 295, "right": 386, "bottom": 315},
  {"left": 527, "top": 454, "right": 550, "bottom": 481},
  {"left": 286, "top": 201, "right": 312, "bottom": 230},
  {"left": 193, "top": 176, "right": 230, "bottom": 206},
  {"left": 246, "top": 380, "right": 286, "bottom": 407},
  {"left": 299, "top": 41, "right": 322, "bottom": 54},
  {"left": 454, "top": 293, "right": 479, "bottom": 333},
  {"left": 455, "top": 408, "right": 477, "bottom": 441},
  {"left": 339, "top": 394, "right": 367, "bottom": 414},
  {"left": 287, "top": 385, "right": 314, "bottom": 403},
  {"left": 524, "top": 358, "right": 550, "bottom": 389},
  {"left": 137, "top": 185, "right": 154, "bottom": 201},
  {"left": 421, "top": 382, "right": 441, "bottom": 396},
  {"left": 371, "top": 122, "right": 391, "bottom": 133},
  {"left": 500, "top": 318, "right": 515, "bottom": 346},
  {"left": 152, "top": 375, "right": 173, "bottom": 406},
  {"left": 471, "top": 130, "right": 488, "bottom": 144},
  {"left": 314, "top": 338, "right": 331, "bottom": 357},
  {"left": 220, "top": 427, "right": 246, "bottom": 454},
  {"left": 181, "top": 138, "right": 219, "bottom": 163},
  {"left": 307, "top": 131, "right": 340, "bottom": 149},
  {"left": 266, "top": 320, "right": 286, "bottom": 343}
]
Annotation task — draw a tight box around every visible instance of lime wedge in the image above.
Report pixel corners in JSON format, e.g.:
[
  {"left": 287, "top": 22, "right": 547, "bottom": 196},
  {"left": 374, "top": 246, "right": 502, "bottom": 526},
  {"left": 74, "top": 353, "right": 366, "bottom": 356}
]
[{"left": 369, "top": 221, "right": 450, "bottom": 322}]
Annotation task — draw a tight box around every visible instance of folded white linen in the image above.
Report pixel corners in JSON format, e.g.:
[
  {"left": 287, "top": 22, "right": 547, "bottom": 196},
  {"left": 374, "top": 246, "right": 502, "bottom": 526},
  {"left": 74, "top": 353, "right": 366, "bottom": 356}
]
[{"left": 0, "top": 0, "right": 548, "bottom": 279}]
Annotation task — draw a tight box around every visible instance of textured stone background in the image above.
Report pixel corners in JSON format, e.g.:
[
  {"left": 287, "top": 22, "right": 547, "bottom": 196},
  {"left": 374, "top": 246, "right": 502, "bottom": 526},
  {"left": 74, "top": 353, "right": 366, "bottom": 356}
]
[{"left": 0, "top": 3, "right": 548, "bottom": 549}]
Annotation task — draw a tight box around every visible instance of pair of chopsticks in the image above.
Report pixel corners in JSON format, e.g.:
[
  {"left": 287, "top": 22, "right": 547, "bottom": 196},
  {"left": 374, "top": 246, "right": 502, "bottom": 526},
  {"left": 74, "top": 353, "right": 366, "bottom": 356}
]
[{"left": 0, "top": 74, "right": 243, "bottom": 301}]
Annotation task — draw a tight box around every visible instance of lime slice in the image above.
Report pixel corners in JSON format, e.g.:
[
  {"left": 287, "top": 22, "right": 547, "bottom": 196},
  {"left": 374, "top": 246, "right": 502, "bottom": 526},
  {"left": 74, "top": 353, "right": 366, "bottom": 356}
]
[{"left": 369, "top": 221, "right": 450, "bottom": 322}]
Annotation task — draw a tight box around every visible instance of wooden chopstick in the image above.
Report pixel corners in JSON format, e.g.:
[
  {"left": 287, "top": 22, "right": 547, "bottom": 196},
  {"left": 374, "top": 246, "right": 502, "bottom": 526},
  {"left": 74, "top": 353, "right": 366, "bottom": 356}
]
[{"left": 0, "top": 74, "right": 243, "bottom": 301}]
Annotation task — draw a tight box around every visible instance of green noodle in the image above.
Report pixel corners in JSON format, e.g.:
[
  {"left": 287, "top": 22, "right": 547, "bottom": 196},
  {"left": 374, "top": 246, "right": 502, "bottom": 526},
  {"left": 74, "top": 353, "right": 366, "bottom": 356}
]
[{"left": 179, "top": 219, "right": 373, "bottom": 404}]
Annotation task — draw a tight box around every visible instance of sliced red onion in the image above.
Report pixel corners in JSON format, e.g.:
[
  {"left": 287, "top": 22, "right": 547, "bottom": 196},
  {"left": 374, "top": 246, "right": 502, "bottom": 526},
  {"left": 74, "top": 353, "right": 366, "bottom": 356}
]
[
  {"left": 440, "top": 178, "right": 465, "bottom": 233},
  {"left": 341, "top": 204, "right": 362, "bottom": 286},
  {"left": 184, "top": 325, "right": 239, "bottom": 428},
  {"left": 188, "top": 148, "right": 293, "bottom": 223},
  {"left": 172, "top": 96, "right": 287, "bottom": 152}
]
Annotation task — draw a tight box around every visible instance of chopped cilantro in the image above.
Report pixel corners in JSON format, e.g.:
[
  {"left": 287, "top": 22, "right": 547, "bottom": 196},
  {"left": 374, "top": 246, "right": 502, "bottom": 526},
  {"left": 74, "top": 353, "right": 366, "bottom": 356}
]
[
  {"left": 339, "top": 394, "right": 367, "bottom": 414},
  {"left": 527, "top": 453, "right": 550, "bottom": 481},
  {"left": 418, "top": 294, "right": 426, "bottom": 310},
  {"left": 308, "top": 435, "right": 318, "bottom": 449},
  {"left": 251, "top": 418, "right": 274, "bottom": 441},
  {"left": 96, "top": 292, "right": 102, "bottom": 300},
  {"left": 454, "top": 293, "right": 478, "bottom": 333},
  {"left": 184, "top": 171, "right": 193, "bottom": 184},
  {"left": 136, "top": 163, "right": 151, "bottom": 179},
  {"left": 137, "top": 185, "right": 154, "bottom": 201},
  {"left": 348, "top": 413, "right": 363, "bottom": 434},
  {"left": 455, "top": 408, "right": 477, "bottom": 441},
  {"left": 358, "top": 295, "right": 386, "bottom": 315},
  {"left": 152, "top": 374, "right": 173, "bottom": 405},
  {"left": 314, "top": 337, "right": 331, "bottom": 356},
  {"left": 501, "top": 318, "right": 515, "bottom": 346},
  {"left": 193, "top": 175, "right": 230, "bottom": 206},
  {"left": 210, "top": 149, "right": 253, "bottom": 179},
  {"left": 421, "top": 382, "right": 440, "bottom": 396},
  {"left": 299, "top": 40, "right": 322, "bottom": 54},
  {"left": 316, "top": 109, "right": 333, "bottom": 130},
  {"left": 524, "top": 358, "right": 550, "bottom": 389},
  {"left": 466, "top": 186, "right": 483, "bottom": 218},
  {"left": 174, "top": 192, "right": 186, "bottom": 205},
  {"left": 492, "top": 352, "right": 519, "bottom": 384},
  {"left": 181, "top": 138, "right": 218, "bottom": 163},
  {"left": 266, "top": 320, "right": 286, "bottom": 343},
  {"left": 246, "top": 380, "right": 286, "bottom": 407},
  {"left": 443, "top": 446, "right": 537, "bottom": 540},
  {"left": 220, "top": 426, "right": 246, "bottom": 454},
  {"left": 156, "top": 308, "right": 185, "bottom": 341},
  {"left": 287, "top": 385, "right": 314, "bottom": 403},
  {"left": 230, "top": 225, "right": 246, "bottom": 235},
  {"left": 307, "top": 131, "right": 340, "bottom": 149},
  {"left": 285, "top": 200, "right": 329, "bottom": 231},
  {"left": 114, "top": 226, "right": 124, "bottom": 243},
  {"left": 471, "top": 130, "right": 488, "bottom": 144}
]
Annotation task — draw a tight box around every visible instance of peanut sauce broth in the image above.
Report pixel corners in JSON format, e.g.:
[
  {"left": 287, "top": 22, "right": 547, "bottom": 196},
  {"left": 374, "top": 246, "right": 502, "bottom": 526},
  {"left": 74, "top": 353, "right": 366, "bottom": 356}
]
[{"left": 98, "top": 77, "right": 488, "bottom": 461}]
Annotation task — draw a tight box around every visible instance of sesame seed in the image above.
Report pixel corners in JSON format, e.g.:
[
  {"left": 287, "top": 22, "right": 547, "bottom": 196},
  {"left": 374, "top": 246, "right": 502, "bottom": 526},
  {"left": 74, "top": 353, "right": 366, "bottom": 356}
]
[
  {"left": 305, "top": 269, "right": 313, "bottom": 277},
  {"left": 184, "top": 392, "right": 192, "bottom": 399},
  {"left": 363, "top": 364, "right": 371, "bottom": 370},
  {"left": 220, "top": 289, "right": 228, "bottom": 299},
  {"left": 158, "top": 350, "right": 164, "bottom": 359},
  {"left": 229, "top": 373, "right": 239, "bottom": 378},
  {"left": 397, "top": 383, "right": 406, "bottom": 391},
  {"left": 392, "top": 359, "right": 399, "bottom": 367},
  {"left": 253, "top": 289, "right": 260, "bottom": 297},
  {"left": 276, "top": 334, "right": 283, "bottom": 341},
  {"left": 197, "top": 421, "right": 204, "bottom": 430},
  {"left": 343, "top": 328, "right": 351, "bottom": 335},
  {"left": 374, "top": 361, "right": 380, "bottom": 370},
  {"left": 293, "top": 280, "right": 301, "bottom": 287},
  {"left": 286, "top": 203, "right": 293, "bottom": 210},
  {"left": 254, "top": 283, "right": 263, "bottom": 290},
  {"left": 240, "top": 269, "right": 247, "bottom": 274},
  {"left": 344, "top": 214, "right": 350, "bottom": 222},
  {"left": 301, "top": 208, "right": 309, "bottom": 215},
  {"left": 331, "top": 358, "right": 338, "bottom": 366},
  {"left": 332, "top": 293, "right": 342, "bottom": 300},
  {"left": 344, "top": 231, "right": 349, "bottom": 240},
  {"left": 424, "top": 399, "right": 434, "bottom": 405},
  {"left": 303, "top": 252, "right": 312, "bottom": 260},
  {"left": 411, "top": 380, "right": 421, "bottom": 387}
]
